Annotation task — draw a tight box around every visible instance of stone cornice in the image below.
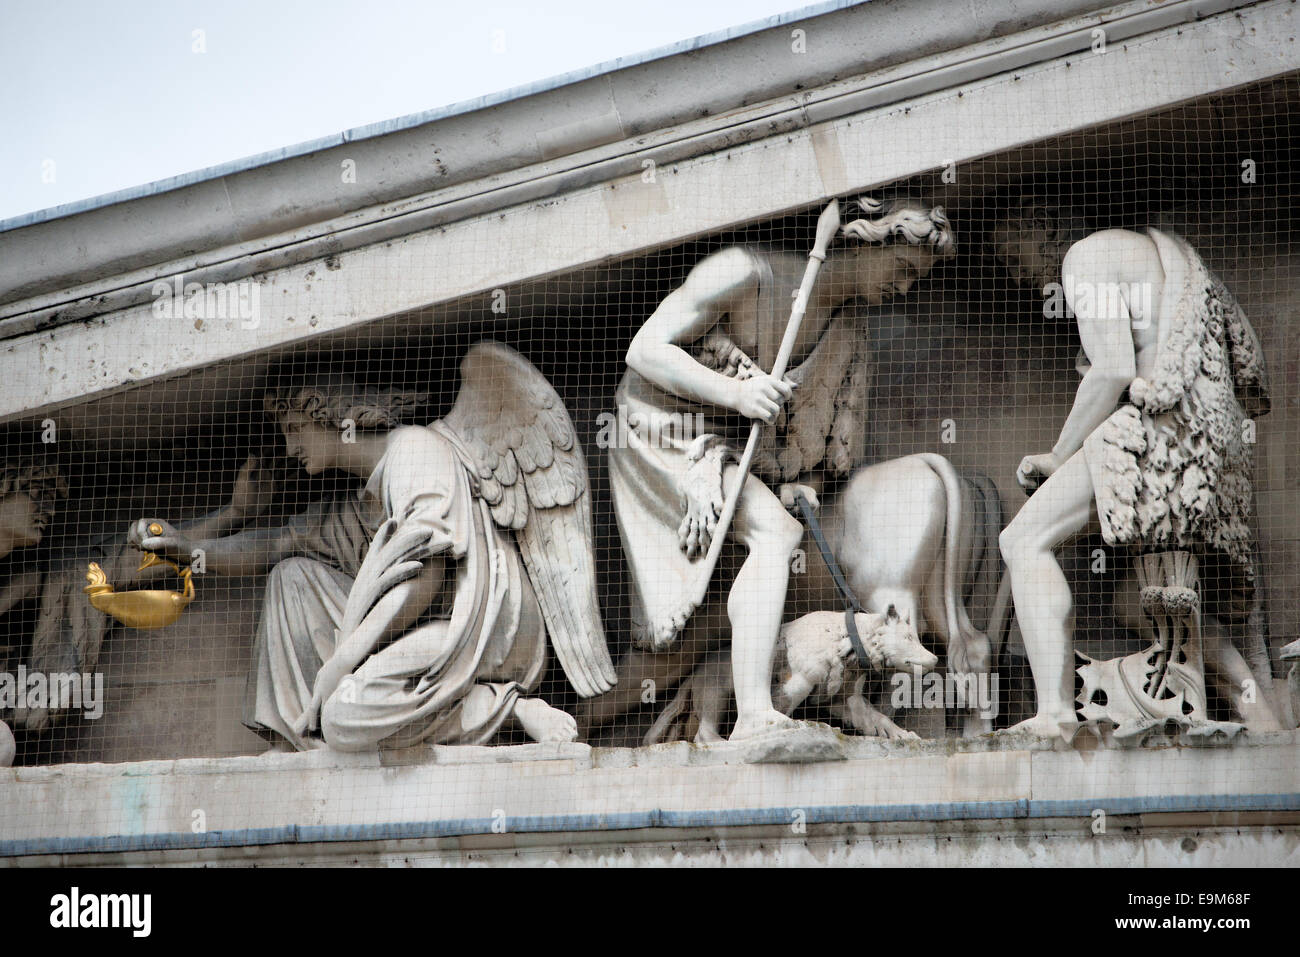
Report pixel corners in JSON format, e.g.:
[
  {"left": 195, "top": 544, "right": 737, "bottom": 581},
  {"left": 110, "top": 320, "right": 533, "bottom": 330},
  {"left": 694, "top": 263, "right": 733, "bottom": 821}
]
[
  {"left": 0, "top": 0, "right": 1293, "bottom": 424},
  {"left": 0, "top": 0, "right": 1252, "bottom": 326}
]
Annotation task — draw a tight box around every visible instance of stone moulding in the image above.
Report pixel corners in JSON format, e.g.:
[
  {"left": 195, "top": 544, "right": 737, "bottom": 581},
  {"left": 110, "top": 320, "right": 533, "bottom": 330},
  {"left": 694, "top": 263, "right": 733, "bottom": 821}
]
[
  {"left": 3, "top": 733, "right": 1297, "bottom": 860},
  {"left": 3, "top": 0, "right": 1298, "bottom": 423},
  {"left": 0, "top": 0, "right": 1247, "bottom": 323}
]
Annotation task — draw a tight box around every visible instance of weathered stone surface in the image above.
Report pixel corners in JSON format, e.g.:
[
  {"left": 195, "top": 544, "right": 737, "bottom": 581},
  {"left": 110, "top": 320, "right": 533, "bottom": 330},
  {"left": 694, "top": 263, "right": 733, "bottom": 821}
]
[
  {"left": 0, "top": 719, "right": 13, "bottom": 768},
  {"left": 737, "top": 723, "right": 847, "bottom": 764},
  {"left": 3, "top": 733, "right": 1295, "bottom": 864}
]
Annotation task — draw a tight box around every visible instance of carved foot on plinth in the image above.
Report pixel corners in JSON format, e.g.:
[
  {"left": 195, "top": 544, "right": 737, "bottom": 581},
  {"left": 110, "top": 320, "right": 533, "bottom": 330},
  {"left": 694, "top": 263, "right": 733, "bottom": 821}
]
[
  {"left": 730, "top": 718, "right": 846, "bottom": 764},
  {"left": 994, "top": 712, "right": 1079, "bottom": 743},
  {"left": 515, "top": 697, "right": 580, "bottom": 743},
  {"left": 729, "top": 708, "right": 799, "bottom": 741}
]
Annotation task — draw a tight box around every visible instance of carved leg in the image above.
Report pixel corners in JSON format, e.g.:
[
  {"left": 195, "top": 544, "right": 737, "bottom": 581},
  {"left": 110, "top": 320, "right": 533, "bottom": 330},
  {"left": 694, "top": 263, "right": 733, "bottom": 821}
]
[
  {"left": 691, "top": 655, "right": 731, "bottom": 745},
  {"left": 248, "top": 557, "right": 352, "bottom": 751},
  {"left": 997, "top": 451, "right": 1094, "bottom": 737},
  {"left": 842, "top": 683, "right": 919, "bottom": 740},
  {"left": 575, "top": 643, "right": 704, "bottom": 737},
  {"left": 1283, "top": 640, "right": 1300, "bottom": 729},
  {"left": 727, "top": 471, "right": 803, "bottom": 741},
  {"left": 1202, "top": 618, "right": 1282, "bottom": 732},
  {"left": 0, "top": 718, "right": 13, "bottom": 768},
  {"left": 923, "top": 548, "right": 993, "bottom": 737}
]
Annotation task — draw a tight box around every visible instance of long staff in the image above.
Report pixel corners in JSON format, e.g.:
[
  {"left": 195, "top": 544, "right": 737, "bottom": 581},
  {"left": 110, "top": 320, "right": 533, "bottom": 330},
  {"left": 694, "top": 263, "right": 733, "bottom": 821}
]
[{"left": 685, "top": 199, "right": 842, "bottom": 609}]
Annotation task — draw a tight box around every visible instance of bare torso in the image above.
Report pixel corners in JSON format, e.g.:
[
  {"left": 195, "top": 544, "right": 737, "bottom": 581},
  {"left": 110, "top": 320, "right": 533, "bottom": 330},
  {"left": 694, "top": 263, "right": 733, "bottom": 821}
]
[{"left": 1065, "top": 228, "right": 1165, "bottom": 384}]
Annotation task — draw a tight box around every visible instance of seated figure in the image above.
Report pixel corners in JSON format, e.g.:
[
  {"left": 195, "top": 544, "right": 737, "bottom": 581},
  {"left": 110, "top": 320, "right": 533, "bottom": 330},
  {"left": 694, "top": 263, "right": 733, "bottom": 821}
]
[{"left": 0, "top": 451, "right": 276, "bottom": 741}]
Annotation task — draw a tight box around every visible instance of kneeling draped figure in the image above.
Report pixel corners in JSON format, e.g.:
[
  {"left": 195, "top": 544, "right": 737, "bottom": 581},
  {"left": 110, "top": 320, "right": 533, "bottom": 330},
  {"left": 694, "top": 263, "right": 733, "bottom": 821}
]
[{"left": 130, "top": 342, "right": 615, "bottom": 751}]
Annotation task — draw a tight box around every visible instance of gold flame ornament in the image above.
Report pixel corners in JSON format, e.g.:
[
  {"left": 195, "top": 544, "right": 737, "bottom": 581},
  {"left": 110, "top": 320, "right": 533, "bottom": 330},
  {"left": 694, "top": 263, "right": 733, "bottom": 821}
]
[{"left": 84, "top": 548, "right": 195, "bottom": 629}]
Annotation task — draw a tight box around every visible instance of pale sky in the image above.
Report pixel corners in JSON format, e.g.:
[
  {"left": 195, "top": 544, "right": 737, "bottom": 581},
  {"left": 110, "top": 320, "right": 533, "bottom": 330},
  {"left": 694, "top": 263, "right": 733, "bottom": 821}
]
[{"left": 0, "top": 0, "right": 821, "bottom": 223}]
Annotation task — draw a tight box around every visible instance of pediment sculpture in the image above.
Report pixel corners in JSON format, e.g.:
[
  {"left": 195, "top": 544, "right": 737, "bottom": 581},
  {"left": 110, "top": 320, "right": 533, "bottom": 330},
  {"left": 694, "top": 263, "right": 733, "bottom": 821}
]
[
  {"left": 993, "top": 206, "right": 1283, "bottom": 739},
  {"left": 127, "top": 342, "right": 614, "bottom": 751}
]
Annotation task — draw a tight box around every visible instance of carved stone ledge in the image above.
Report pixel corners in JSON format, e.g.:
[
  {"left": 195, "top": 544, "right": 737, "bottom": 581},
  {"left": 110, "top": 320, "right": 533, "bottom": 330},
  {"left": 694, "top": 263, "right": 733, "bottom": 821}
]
[{"left": 4, "top": 732, "right": 1297, "bottom": 865}]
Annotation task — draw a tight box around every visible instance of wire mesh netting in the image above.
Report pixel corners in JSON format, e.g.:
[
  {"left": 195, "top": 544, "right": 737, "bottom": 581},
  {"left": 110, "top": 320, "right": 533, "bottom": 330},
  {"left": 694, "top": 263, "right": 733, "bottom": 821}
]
[{"left": 0, "top": 74, "right": 1296, "bottom": 831}]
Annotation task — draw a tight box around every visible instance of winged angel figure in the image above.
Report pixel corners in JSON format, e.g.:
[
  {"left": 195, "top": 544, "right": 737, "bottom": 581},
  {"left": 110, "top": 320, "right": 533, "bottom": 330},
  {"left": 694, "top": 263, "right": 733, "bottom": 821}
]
[{"left": 129, "top": 342, "right": 615, "bottom": 751}]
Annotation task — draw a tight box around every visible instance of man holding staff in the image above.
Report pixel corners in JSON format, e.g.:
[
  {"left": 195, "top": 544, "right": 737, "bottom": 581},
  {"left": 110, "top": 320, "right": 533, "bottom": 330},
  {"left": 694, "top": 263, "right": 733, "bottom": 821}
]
[{"left": 604, "top": 198, "right": 955, "bottom": 741}]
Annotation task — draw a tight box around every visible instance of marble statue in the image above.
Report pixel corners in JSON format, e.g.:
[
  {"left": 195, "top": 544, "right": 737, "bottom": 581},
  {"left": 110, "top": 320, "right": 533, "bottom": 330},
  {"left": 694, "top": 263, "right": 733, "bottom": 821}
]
[
  {"left": 0, "top": 457, "right": 66, "bottom": 764},
  {"left": 643, "top": 607, "right": 938, "bottom": 746},
  {"left": 804, "top": 452, "right": 1004, "bottom": 735},
  {"left": 996, "top": 222, "right": 1275, "bottom": 738},
  {"left": 0, "top": 459, "right": 63, "bottom": 559},
  {"left": 1, "top": 455, "right": 277, "bottom": 735},
  {"left": 602, "top": 197, "right": 955, "bottom": 742},
  {"left": 0, "top": 714, "right": 12, "bottom": 768},
  {"left": 129, "top": 341, "right": 615, "bottom": 752},
  {"left": 0, "top": 458, "right": 65, "bottom": 616},
  {"left": 988, "top": 200, "right": 1091, "bottom": 292},
  {"left": 630, "top": 452, "right": 1002, "bottom": 743}
]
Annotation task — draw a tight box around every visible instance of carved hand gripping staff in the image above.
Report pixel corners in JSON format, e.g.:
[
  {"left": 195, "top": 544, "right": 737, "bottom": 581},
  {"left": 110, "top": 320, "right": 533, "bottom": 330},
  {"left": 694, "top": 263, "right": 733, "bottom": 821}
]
[{"left": 680, "top": 199, "right": 841, "bottom": 617}]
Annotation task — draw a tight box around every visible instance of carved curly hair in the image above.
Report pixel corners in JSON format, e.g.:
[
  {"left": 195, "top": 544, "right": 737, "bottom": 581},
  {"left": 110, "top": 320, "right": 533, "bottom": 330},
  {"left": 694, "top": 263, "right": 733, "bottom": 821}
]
[
  {"left": 0, "top": 459, "right": 68, "bottom": 519},
  {"left": 987, "top": 200, "right": 1090, "bottom": 283},
  {"left": 841, "top": 197, "right": 956, "bottom": 256},
  {"left": 263, "top": 374, "right": 429, "bottom": 430}
]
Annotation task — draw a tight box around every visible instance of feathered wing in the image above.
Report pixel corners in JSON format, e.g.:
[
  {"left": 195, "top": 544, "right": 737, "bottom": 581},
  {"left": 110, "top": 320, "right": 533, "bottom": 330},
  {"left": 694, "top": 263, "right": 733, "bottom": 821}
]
[{"left": 440, "top": 341, "right": 615, "bottom": 698}]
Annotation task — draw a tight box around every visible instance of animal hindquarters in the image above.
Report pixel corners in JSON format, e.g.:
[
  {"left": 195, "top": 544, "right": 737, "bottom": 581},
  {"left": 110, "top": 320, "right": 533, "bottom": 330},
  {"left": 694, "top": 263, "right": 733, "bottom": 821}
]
[
  {"left": 829, "top": 455, "right": 944, "bottom": 631},
  {"left": 913, "top": 454, "right": 991, "bottom": 678}
]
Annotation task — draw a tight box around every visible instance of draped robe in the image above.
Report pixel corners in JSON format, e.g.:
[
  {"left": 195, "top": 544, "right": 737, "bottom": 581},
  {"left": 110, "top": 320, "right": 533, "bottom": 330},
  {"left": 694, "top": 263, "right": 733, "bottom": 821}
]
[
  {"left": 244, "top": 425, "right": 546, "bottom": 751},
  {"left": 608, "top": 246, "right": 870, "bottom": 648}
]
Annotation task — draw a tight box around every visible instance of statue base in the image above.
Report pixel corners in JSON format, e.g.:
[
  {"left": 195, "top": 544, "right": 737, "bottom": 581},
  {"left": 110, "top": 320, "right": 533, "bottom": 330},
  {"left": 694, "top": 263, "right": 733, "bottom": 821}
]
[{"left": 5, "top": 729, "right": 1297, "bottom": 866}]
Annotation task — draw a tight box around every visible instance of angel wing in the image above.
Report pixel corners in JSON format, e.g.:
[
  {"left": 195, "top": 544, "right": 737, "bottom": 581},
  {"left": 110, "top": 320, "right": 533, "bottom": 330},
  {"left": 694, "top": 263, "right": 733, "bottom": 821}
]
[{"left": 440, "top": 341, "right": 616, "bottom": 698}]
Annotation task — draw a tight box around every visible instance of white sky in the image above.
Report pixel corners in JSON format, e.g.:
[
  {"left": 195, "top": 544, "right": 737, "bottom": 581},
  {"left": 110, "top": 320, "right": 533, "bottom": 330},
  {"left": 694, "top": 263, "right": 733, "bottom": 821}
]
[{"left": 0, "top": 0, "right": 813, "bottom": 222}]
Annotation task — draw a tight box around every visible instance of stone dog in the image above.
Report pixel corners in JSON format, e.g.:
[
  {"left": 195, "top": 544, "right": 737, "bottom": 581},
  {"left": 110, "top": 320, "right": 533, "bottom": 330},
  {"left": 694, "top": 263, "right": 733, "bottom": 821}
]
[{"left": 643, "top": 608, "right": 938, "bottom": 745}]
